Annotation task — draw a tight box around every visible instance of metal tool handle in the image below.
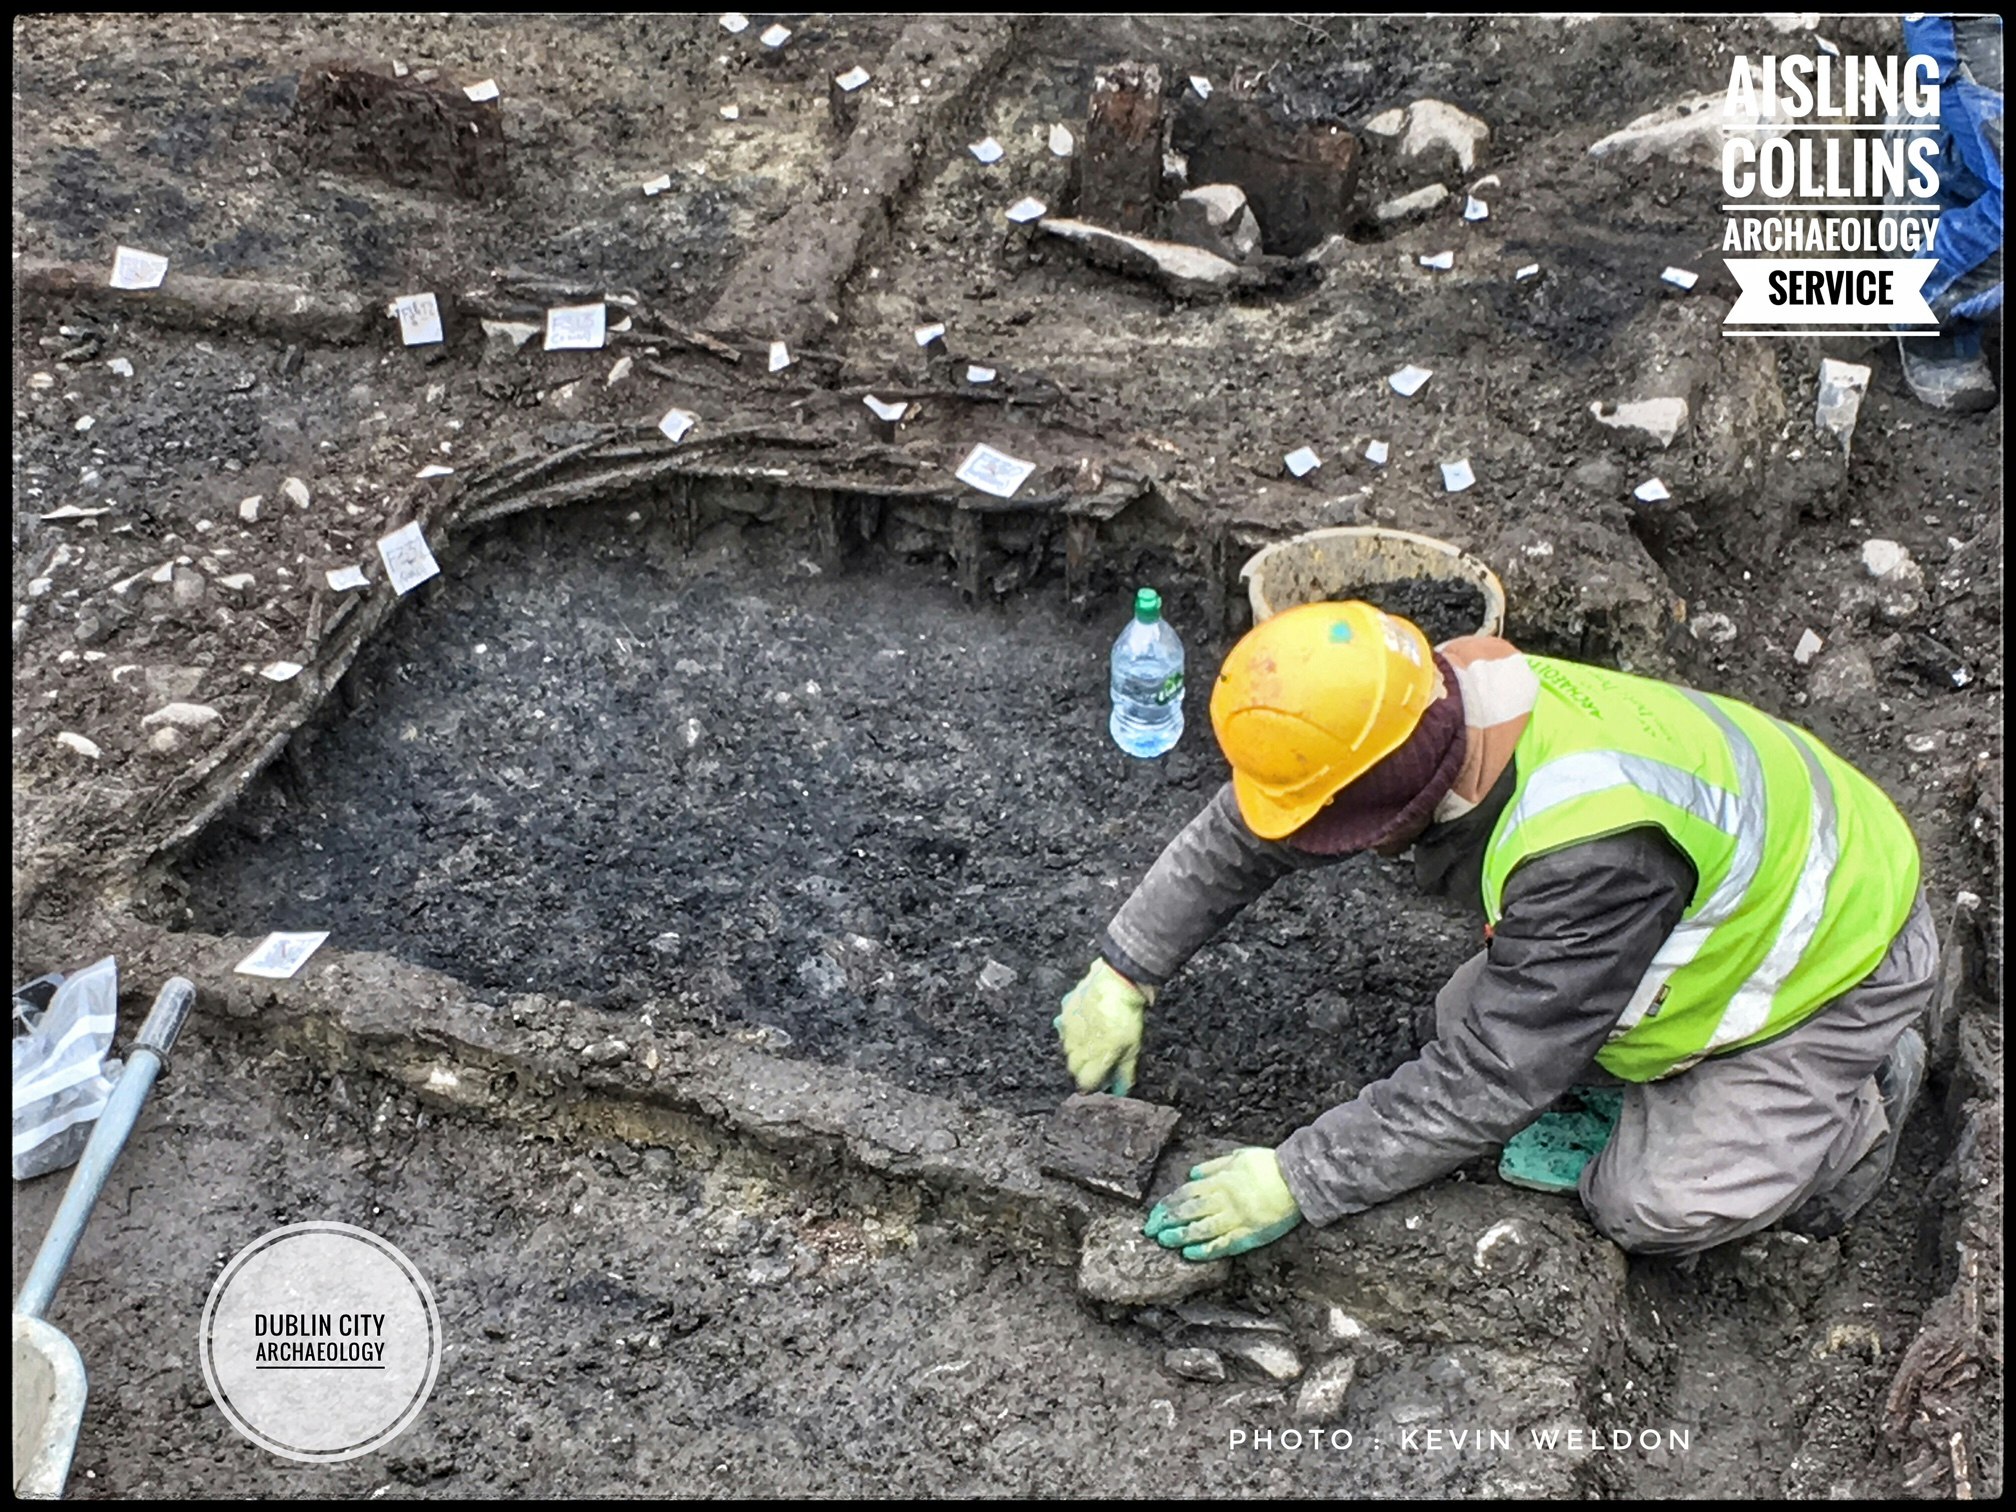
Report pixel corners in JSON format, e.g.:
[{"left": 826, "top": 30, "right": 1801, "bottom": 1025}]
[{"left": 13, "top": 978, "right": 197, "bottom": 1322}]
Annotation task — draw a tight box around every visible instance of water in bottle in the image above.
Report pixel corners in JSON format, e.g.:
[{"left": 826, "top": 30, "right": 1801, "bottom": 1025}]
[{"left": 1109, "top": 587, "right": 1185, "bottom": 757}]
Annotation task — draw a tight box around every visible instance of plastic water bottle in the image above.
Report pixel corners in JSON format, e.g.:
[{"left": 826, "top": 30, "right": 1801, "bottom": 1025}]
[{"left": 1109, "top": 587, "right": 1184, "bottom": 757}]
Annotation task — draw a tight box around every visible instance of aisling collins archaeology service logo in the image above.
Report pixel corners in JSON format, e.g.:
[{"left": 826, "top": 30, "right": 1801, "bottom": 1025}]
[{"left": 1719, "top": 44, "right": 1943, "bottom": 334}]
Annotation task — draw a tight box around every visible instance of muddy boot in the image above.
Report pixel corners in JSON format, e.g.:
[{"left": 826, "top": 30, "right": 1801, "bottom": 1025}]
[
  {"left": 1897, "top": 329, "right": 1998, "bottom": 413},
  {"left": 1782, "top": 1026, "right": 1928, "bottom": 1239},
  {"left": 1497, "top": 1088, "right": 1622, "bottom": 1194}
]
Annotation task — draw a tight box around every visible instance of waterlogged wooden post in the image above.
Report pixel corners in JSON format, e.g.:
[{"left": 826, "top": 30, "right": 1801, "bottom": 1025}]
[{"left": 1078, "top": 63, "right": 1165, "bottom": 233}]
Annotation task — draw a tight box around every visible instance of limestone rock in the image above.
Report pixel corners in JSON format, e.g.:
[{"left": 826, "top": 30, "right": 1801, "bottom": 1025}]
[
  {"left": 1294, "top": 1356, "right": 1356, "bottom": 1421},
  {"left": 1170, "top": 183, "right": 1261, "bottom": 263},
  {"left": 1037, "top": 218, "right": 1247, "bottom": 299},
  {"left": 1373, "top": 183, "right": 1451, "bottom": 222},
  {"left": 1079, "top": 1215, "right": 1228, "bottom": 1304},
  {"left": 1399, "top": 99, "right": 1490, "bottom": 174},
  {"left": 141, "top": 701, "right": 221, "bottom": 730},
  {"left": 1164, "top": 1347, "right": 1225, "bottom": 1382}
]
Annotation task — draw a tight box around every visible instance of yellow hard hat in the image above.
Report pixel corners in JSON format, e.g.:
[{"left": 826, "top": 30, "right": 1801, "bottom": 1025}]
[{"left": 1209, "top": 601, "right": 1438, "bottom": 840}]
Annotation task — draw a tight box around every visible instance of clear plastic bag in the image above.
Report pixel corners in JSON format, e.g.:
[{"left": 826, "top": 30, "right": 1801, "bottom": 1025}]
[{"left": 11, "top": 956, "right": 124, "bottom": 1181}]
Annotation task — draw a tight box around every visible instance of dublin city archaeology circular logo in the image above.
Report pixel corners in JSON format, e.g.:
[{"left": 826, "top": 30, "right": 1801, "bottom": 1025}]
[{"left": 199, "top": 1221, "right": 441, "bottom": 1463}]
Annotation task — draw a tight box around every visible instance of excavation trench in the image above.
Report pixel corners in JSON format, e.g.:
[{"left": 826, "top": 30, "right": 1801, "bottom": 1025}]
[
  {"left": 148, "top": 480, "right": 1966, "bottom": 1498},
  {"left": 171, "top": 487, "right": 1483, "bottom": 1148}
]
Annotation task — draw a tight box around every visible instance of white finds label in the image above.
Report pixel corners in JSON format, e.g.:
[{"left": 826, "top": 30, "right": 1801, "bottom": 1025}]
[
  {"left": 109, "top": 245, "right": 170, "bottom": 291},
  {"left": 954, "top": 444, "right": 1037, "bottom": 499},
  {"left": 544, "top": 303, "right": 606, "bottom": 351},
  {"left": 234, "top": 931, "right": 331, "bottom": 980},
  {"left": 391, "top": 292, "right": 443, "bottom": 347},
  {"left": 377, "top": 521, "right": 441, "bottom": 595}
]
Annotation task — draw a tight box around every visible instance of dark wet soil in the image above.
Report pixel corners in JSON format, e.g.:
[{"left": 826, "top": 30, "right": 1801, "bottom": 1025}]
[
  {"left": 1331, "top": 576, "right": 1488, "bottom": 645},
  {"left": 177, "top": 505, "right": 1481, "bottom": 1145}
]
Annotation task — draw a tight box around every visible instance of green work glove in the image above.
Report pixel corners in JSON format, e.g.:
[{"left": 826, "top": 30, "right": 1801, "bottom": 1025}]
[
  {"left": 1053, "top": 959, "right": 1149, "bottom": 1097},
  {"left": 1143, "top": 1147, "right": 1304, "bottom": 1262}
]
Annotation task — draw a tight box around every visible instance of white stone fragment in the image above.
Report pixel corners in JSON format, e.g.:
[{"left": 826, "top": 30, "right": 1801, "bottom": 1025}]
[
  {"left": 1515, "top": 263, "right": 1540, "bottom": 280},
  {"left": 1005, "top": 196, "right": 1047, "bottom": 223},
  {"left": 282, "top": 476, "right": 311, "bottom": 509},
  {"left": 216, "top": 573, "right": 255, "bottom": 591},
  {"left": 416, "top": 464, "right": 455, "bottom": 479},
  {"left": 1634, "top": 477, "right": 1671, "bottom": 502},
  {"left": 236, "top": 494, "right": 262, "bottom": 523},
  {"left": 1860, "top": 539, "right": 1909, "bottom": 579},
  {"left": 969, "top": 136, "right": 1005, "bottom": 164},
  {"left": 719, "top": 104, "right": 740, "bottom": 121},
  {"left": 1284, "top": 447, "right": 1321, "bottom": 479},
  {"left": 142, "top": 702, "right": 221, "bottom": 730},
  {"left": 74, "top": 416, "right": 95, "bottom": 433},
  {"left": 1049, "top": 123, "right": 1075, "bottom": 157},
  {"left": 107, "top": 357, "right": 134, "bottom": 378},
  {"left": 1373, "top": 184, "right": 1450, "bottom": 222},
  {"left": 56, "top": 731, "right": 104, "bottom": 760},
  {"left": 261, "top": 661, "right": 305, "bottom": 682},
  {"left": 1794, "top": 628, "right": 1824, "bottom": 665},
  {"left": 1690, "top": 611, "right": 1738, "bottom": 645},
  {"left": 1364, "top": 107, "right": 1406, "bottom": 136},
  {"left": 1189, "top": 75, "right": 1212, "bottom": 100},
  {"left": 606, "top": 355, "right": 633, "bottom": 386}
]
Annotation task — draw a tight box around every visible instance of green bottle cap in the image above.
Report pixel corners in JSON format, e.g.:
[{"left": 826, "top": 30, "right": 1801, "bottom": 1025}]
[{"left": 1134, "top": 587, "right": 1161, "bottom": 623}]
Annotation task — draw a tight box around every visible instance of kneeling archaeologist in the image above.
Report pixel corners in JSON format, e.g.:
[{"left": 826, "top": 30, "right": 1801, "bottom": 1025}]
[{"left": 1054, "top": 601, "right": 1937, "bottom": 1261}]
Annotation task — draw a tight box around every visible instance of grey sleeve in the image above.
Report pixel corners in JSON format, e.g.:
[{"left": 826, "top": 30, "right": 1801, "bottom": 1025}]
[
  {"left": 1099, "top": 783, "right": 1330, "bottom": 989},
  {"left": 1275, "top": 827, "right": 1696, "bottom": 1227}
]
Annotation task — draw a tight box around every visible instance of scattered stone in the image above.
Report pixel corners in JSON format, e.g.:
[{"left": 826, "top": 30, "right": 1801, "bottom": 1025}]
[
  {"left": 1004, "top": 196, "right": 1047, "bottom": 224},
  {"left": 581, "top": 1039, "right": 631, "bottom": 1067},
  {"left": 1036, "top": 218, "right": 1246, "bottom": 298},
  {"left": 1373, "top": 183, "right": 1449, "bottom": 222},
  {"left": 1170, "top": 183, "right": 1261, "bottom": 263},
  {"left": 1904, "top": 731, "right": 1940, "bottom": 756},
  {"left": 1040, "top": 1093, "right": 1181, "bottom": 1201},
  {"left": 1809, "top": 645, "right": 1878, "bottom": 703},
  {"left": 1364, "top": 106, "right": 1407, "bottom": 137},
  {"left": 1079, "top": 1215, "right": 1227, "bottom": 1305},
  {"left": 260, "top": 661, "right": 305, "bottom": 682},
  {"left": 1049, "top": 122, "right": 1074, "bottom": 157},
  {"left": 605, "top": 356, "right": 633, "bottom": 386},
  {"left": 1398, "top": 99, "right": 1490, "bottom": 173},
  {"left": 1793, "top": 628, "right": 1825, "bottom": 665},
  {"left": 1464, "top": 194, "right": 1489, "bottom": 221},
  {"left": 1861, "top": 539, "right": 1913, "bottom": 580},
  {"left": 170, "top": 567, "right": 206, "bottom": 607},
  {"left": 1294, "top": 1357, "right": 1356, "bottom": 1422},
  {"left": 107, "top": 357, "right": 134, "bottom": 378},
  {"left": 1164, "top": 1347, "right": 1225, "bottom": 1382},
  {"left": 29, "top": 371, "right": 55, "bottom": 390},
  {"left": 1472, "top": 1218, "right": 1537, "bottom": 1276},
  {"left": 1815, "top": 358, "right": 1872, "bottom": 453},
  {"left": 977, "top": 958, "right": 1018, "bottom": 992},
  {"left": 1079, "top": 61, "right": 1165, "bottom": 234},
  {"left": 56, "top": 731, "right": 103, "bottom": 760},
  {"left": 1590, "top": 397, "right": 1689, "bottom": 449},
  {"left": 1172, "top": 1302, "right": 1291, "bottom": 1334},
  {"left": 1215, "top": 1335, "right": 1303, "bottom": 1382},
  {"left": 482, "top": 318, "right": 540, "bottom": 352},
  {"left": 148, "top": 726, "right": 184, "bottom": 754},
  {"left": 1634, "top": 477, "right": 1671, "bottom": 503},
  {"left": 1589, "top": 91, "right": 1783, "bottom": 167},
  {"left": 969, "top": 136, "right": 1004, "bottom": 164},
  {"left": 680, "top": 717, "right": 705, "bottom": 749},
  {"left": 1689, "top": 611, "right": 1739, "bottom": 646},
  {"left": 142, "top": 665, "right": 206, "bottom": 704},
  {"left": 142, "top": 702, "right": 221, "bottom": 731},
  {"left": 281, "top": 476, "right": 310, "bottom": 509}
]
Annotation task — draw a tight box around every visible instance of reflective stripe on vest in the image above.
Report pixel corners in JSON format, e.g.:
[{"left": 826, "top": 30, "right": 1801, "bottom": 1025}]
[{"left": 1481, "top": 658, "right": 1916, "bottom": 1081}]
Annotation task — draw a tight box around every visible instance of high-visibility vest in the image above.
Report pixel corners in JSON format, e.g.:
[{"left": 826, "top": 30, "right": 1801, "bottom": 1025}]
[{"left": 1478, "top": 656, "right": 1920, "bottom": 1081}]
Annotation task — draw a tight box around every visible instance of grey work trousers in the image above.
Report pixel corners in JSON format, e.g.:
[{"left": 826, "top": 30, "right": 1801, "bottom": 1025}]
[{"left": 1426, "top": 891, "right": 1940, "bottom": 1257}]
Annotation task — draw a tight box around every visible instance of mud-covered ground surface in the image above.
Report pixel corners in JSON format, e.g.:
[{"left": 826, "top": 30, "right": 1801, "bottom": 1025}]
[
  {"left": 176, "top": 510, "right": 1477, "bottom": 1144},
  {"left": 12, "top": 10, "right": 2003, "bottom": 1501}
]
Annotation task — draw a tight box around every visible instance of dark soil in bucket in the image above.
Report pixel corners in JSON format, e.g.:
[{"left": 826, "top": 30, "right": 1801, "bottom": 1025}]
[
  {"left": 1331, "top": 575, "right": 1489, "bottom": 645},
  {"left": 175, "top": 503, "right": 1482, "bottom": 1143}
]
